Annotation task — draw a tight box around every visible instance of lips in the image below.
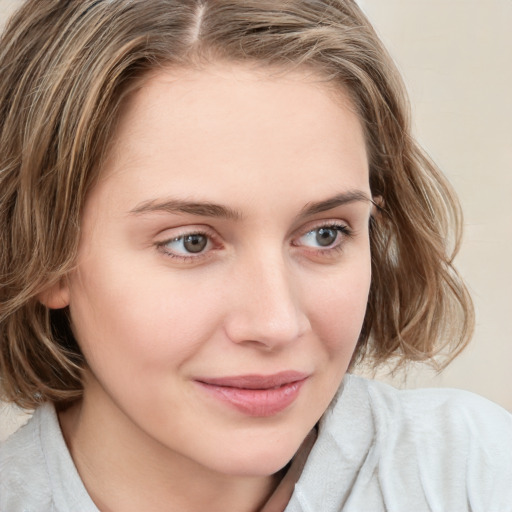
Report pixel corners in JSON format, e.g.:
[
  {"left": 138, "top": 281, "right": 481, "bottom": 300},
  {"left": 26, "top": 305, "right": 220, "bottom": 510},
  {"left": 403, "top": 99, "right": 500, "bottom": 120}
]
[{"left": 195, "top": 371, "right": 308, "bottom": 417}]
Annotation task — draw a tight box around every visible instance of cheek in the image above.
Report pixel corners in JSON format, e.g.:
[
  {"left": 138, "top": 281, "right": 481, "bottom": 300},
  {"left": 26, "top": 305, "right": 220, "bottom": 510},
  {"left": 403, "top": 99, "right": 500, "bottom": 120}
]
[
  {"left": 305, "top": 255, "right": 371, "bottom": 356},
  {"left": 67, "top": 258, "right": 224, "bottom": 379}
]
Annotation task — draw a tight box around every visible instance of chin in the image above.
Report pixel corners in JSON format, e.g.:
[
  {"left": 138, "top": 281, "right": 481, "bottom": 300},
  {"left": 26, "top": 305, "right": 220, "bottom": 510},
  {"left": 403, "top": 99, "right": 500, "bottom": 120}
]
[{"left": 204, "top": 432, "right": 306, "bottom": 477}]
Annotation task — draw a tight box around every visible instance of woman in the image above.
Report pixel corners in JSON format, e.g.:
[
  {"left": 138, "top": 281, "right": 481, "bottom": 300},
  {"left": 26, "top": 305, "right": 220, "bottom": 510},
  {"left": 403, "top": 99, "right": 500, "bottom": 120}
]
[{"left": 0, "top": 1, "right": 510, "bottom": 510}]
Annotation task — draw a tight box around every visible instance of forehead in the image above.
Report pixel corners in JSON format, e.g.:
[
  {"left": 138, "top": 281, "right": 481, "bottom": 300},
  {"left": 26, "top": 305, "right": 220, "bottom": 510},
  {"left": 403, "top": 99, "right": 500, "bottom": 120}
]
[{"left": 91, "top": 63, "right": 369, "bottom": 214}]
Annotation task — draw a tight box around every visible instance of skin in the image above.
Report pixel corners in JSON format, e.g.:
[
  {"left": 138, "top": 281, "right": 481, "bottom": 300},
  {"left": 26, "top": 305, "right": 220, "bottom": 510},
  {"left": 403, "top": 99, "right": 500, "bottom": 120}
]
[{"left": 46, "top": 63, "right": 373, "bottom": 512}]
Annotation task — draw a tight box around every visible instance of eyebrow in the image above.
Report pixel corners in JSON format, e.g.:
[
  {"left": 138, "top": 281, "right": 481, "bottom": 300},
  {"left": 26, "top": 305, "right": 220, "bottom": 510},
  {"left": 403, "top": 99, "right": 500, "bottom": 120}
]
[
  {"left": 299, "top": 190, "right": 372, "bottom": 217},
  {"left": 129, "top": 198, "right": 242, "bottom": 220},
  {"left": 129, "top": 190, "right": 371, "bottom": 220}
]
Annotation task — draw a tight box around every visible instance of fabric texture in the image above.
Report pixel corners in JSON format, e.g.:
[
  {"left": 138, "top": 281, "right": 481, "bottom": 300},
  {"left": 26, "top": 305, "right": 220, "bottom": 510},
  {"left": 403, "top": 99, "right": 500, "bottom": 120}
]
[{"left": 1, "top": 374, "right": 511, "bottom": 512}]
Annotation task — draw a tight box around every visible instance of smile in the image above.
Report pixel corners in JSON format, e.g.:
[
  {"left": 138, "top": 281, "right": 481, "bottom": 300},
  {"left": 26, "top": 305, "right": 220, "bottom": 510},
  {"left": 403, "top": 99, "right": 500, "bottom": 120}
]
[{"left": 195, "top": 371, "right": 309, "bottom": 417}]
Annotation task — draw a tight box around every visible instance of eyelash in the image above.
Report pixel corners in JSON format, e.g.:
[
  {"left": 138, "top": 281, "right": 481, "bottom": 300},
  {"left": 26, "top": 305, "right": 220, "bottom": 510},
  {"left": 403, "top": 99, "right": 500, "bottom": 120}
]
[
  {"left": 155, "top": 229, "right": 218, "bottom": 262},
  {"left": 293, "top": 223, "right": 353, "bottom": 258},
  {"left": 155, "top": 222, "right": 353, "bottom": 262}
]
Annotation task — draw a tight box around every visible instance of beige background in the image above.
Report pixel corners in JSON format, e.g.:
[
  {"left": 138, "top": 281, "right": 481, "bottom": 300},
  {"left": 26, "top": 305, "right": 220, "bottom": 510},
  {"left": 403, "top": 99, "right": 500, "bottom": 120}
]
[
  {"left": 1, "top": 0, "right": 511, "bottom": 440},
  {"left": 355, "top": 0, "right": 512, "bottom": 408}
]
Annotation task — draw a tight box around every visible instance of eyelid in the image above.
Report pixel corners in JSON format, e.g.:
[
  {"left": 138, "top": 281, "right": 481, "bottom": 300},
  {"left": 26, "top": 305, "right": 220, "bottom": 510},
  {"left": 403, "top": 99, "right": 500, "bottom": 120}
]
[
  {"left": 292, "top": 219, "right": 352, "bottom": 241},
  {"left": 291, "top": 220, "right": 353, "bottom": 256},
  {"left": 154, "top": 225, "right": 221, "bottom": 261}
]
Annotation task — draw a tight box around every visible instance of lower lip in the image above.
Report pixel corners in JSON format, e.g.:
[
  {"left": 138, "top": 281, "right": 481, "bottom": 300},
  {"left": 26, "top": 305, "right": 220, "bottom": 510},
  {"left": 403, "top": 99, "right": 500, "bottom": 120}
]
[{"left": 196, "top": 379, "right": 307, "bottom": 417}]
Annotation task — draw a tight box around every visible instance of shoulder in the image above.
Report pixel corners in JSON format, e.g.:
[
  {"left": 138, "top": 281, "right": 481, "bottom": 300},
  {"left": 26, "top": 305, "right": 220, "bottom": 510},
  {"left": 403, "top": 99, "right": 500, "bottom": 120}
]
[
  {"left": 356, "top": 374, "right": 512, "bottom": 442},
  {"left": 0, "top": 404, "right": 54, "bottom": 511},
  {"left": 295, "top": 375, "right": 512, "bottom": 512},
  {"left": 341, "top": 374, "right": 512, "bottom": 458},
  {"left": 353, "top": 376, "right": 511, "bottom": 509}
]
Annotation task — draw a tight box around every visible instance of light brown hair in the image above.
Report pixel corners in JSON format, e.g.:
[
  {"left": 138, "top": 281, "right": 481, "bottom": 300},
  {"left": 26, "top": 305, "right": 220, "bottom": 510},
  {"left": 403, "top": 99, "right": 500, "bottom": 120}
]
[{"left": 0, "top": 0, "right": 473, "bottom": 409}]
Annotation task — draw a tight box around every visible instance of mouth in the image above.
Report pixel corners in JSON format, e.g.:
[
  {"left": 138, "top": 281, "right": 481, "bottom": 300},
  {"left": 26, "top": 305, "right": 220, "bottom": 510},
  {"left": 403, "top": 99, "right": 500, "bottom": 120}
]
[{"left": 195, "top": 371, "right": 309, "bottom": 417}]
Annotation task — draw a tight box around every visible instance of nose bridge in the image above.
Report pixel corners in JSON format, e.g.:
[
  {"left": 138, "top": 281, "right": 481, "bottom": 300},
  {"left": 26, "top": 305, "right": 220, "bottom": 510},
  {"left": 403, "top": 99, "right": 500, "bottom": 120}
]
[{"left": 225, "top": 248, "right": 309, "bottom": 348}]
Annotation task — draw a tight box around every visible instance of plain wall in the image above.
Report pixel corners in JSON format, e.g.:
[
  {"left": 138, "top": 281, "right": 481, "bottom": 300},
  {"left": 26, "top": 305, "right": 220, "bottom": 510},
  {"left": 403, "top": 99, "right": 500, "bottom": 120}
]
[{"left": 0, "top": 0, "right": 511, "bottom": 441}]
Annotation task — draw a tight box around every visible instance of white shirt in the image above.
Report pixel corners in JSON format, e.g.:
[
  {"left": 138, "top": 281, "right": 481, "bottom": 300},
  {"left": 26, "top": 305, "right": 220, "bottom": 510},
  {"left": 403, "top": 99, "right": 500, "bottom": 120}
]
[{"left": 1, "top": 374, "right": 511, "bottom": 511}]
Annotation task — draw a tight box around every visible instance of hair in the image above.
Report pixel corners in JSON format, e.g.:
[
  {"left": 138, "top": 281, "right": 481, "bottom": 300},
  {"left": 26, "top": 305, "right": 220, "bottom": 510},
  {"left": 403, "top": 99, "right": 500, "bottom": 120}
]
[{"left": 0, "top": 0, "right": 474, "bottom": 409}]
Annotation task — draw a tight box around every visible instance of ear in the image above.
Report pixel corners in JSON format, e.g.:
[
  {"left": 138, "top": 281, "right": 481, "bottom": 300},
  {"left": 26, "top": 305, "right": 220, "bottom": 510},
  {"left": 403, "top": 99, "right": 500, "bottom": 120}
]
[
  {"left": 371, "top": 195, "right": 384, "bottom": 216},
  {"left": 38, "top": 279, "right": 70, "bottom": 310}
]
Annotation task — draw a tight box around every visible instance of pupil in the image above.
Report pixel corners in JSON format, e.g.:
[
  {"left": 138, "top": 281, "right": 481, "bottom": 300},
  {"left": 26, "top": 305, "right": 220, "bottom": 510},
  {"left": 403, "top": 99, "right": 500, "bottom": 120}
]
[
  {"left": 184, "top": 234, "right": 207, "bottom": 253},
  {"left": 316, "top": 228, "right": 337, "bottom": 247}
]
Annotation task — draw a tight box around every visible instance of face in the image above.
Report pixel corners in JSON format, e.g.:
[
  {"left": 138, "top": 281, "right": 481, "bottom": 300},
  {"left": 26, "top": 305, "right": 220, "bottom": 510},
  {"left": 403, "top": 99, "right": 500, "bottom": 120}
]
[{"left": 59, "top": 63, "right": 372, "bottom": 477}]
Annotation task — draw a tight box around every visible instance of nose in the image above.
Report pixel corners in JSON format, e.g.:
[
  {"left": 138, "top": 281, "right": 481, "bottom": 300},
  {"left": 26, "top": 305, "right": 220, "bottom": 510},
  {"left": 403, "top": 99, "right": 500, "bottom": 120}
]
[{"left": 223, "top": 252, "right": 310, "bottom": 350}]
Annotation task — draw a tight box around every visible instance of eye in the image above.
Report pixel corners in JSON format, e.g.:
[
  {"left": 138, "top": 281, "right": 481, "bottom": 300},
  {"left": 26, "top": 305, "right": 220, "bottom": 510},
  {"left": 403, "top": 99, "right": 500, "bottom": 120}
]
[
  {"left": 294, "top": 224, "right": 351, "bottom": 251},
  {"left": 306, "top": 227, "right": 339, "bottom": 247},
  {"left": 157, "top": 231, "right": 213, "bottom": 259},
  {"left": 179, "top": 234, "right": 208, "bottom": 253}
]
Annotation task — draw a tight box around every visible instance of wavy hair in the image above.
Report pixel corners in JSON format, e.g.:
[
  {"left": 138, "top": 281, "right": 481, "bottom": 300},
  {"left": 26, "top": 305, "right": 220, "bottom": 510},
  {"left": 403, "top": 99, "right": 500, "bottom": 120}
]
[{"left": 0, "top": 0, "right": 473, "bottom": 408}]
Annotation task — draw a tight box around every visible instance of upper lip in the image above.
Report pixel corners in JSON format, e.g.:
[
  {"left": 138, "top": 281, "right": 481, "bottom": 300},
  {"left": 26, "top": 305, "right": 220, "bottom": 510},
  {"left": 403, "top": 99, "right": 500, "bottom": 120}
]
[{"left": 196, "top": 371, "right": 309, "bottom": 389}]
